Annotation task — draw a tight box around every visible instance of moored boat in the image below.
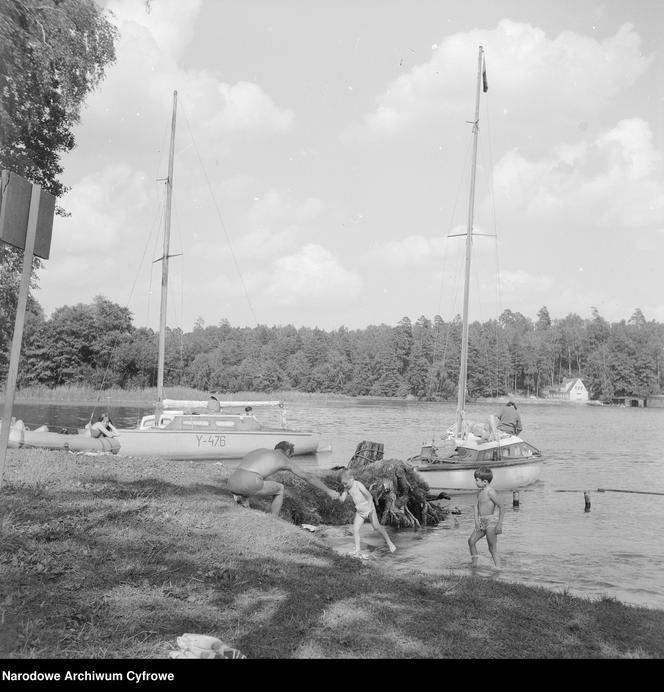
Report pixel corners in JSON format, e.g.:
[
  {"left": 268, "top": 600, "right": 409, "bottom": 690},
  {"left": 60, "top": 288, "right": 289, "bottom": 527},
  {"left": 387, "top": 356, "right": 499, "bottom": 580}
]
[
  {"left": 407, "top": 46, "right": 543, "bottom": 493},
  {"left": 7, "top": 92, "right": 323, "bottom": 460}
]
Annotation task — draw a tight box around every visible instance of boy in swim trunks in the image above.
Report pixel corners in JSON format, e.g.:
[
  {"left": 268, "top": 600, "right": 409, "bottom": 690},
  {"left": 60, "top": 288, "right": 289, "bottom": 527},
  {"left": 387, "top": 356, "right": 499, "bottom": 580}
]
[
  {"left": 468, "top": 466, "right": 504, "bottom": 567},
  {"left": 227, "top": 441, "right": 339, "bottom": 516},
  {"left": 338, "top": 469, "right": 396, "bottom": 558}
]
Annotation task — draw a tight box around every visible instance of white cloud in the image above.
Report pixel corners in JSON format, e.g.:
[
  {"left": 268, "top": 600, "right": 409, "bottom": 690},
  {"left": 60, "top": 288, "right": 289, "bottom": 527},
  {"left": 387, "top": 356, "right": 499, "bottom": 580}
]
[
  {"left": 349, "top": 20, "right": 651, "bottom": 140},
  {"left": 494, "top": 118, "right": 664, "bottom": 229},
  {"left": 107, "top": 0, "right": 201, "bottom": 61},
  {"left": 77, "top": 0, "right": 293, "bottom": 161},
  {"left": 264, "top": 244, "right": 363, "bottom": 307},
  {"left": 373, "top": 235, "right": 447, "bottom": 266}
]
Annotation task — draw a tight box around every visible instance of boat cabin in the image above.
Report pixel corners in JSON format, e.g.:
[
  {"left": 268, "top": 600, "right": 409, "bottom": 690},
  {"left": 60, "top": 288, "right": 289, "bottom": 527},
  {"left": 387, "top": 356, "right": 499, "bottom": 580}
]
[
  {"left": 139, "top": 411, "right": 263, "bottom": 431},
  {"left": 454, "top": 440, "right": 541, "bottom": 462},
  {"left": 418, "top": 437, "right": 541, "bottom": 464}
]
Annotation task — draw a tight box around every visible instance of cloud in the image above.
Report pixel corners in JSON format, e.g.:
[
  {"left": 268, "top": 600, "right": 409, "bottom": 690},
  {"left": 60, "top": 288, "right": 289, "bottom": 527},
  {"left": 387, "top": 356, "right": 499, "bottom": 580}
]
[
  {"left": 80, "top": 0, "right": 293, "bottom": 158},
  {"left": 347, "top": 20, "right": 651, "bottom": 140},
  {"left": 51, "top": 164, "right": 152, "bottom": 254},
  {"left": 264, "top": 244, "right": 363, "bottom": 307},
  {"left": 371, "top": 227, "right": 497, "bottom": 267},
  {"left": 372, "top": 235, "right": 447, "bottom": 266},
  {"left": 494, "top": 118, "right": 664, "bottom": 229}
]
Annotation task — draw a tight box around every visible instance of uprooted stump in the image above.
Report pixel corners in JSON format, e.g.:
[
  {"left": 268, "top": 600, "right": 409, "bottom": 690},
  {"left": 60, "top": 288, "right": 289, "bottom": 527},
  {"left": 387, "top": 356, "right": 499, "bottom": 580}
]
[{"left": 268, "top": 459, "right": 449, "bottom": 529}]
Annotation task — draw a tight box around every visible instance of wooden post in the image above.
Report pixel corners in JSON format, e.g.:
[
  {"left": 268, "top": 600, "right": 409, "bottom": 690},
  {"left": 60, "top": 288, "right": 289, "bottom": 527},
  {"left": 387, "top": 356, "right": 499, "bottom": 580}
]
[
  {"left": 584, "top": 491, "right": 591, "bottom": 512},
  {"left": 0, "top": 184, "right": 41, "bottom": 487}
]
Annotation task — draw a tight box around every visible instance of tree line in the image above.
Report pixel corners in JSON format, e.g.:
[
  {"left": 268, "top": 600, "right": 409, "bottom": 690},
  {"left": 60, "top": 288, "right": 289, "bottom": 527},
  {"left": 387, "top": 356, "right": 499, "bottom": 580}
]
[{"left": 4, "top": 297, "right": 662, "bottom": 402}]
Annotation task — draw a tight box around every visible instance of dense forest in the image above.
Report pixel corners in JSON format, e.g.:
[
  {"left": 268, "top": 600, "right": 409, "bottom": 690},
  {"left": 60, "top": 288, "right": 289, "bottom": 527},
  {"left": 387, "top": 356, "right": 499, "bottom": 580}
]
[{"left": 3, "top": 296, "right": 662, "bottom": 402}]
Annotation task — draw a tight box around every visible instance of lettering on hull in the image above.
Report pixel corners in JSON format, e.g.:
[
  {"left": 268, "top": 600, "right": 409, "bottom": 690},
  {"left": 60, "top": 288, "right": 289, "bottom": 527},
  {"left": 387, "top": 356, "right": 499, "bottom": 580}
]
[{"left": 195, "top": 434, "right": 227, "bottom": 448}]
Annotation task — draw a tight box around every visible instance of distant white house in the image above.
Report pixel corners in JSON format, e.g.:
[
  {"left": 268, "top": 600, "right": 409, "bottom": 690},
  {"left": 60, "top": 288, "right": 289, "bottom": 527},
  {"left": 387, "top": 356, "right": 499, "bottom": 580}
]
[{"left": 546, "top": 378, "right": 589, "bottom": 402}]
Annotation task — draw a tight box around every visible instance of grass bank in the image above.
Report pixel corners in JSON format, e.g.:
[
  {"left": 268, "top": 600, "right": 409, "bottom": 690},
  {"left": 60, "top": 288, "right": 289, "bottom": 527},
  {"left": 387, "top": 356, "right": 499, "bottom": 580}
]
[{"left": 0, "top": 448, "right": 662, "bottom": 659}]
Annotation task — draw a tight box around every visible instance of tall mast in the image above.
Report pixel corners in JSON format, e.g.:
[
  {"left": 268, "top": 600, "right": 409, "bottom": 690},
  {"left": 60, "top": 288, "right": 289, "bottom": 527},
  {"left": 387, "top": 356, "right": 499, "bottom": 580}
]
[
  {"left": 156, "top": 90, "right": 177, "bottom": 406},
  {"left": 455, "top": 47, "right": 484, "bottom": 437}
]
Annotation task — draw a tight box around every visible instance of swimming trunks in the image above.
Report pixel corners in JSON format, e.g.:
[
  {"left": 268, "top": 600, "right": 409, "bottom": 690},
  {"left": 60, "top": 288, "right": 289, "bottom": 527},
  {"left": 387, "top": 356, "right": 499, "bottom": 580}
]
[
  {"left": 355, "top": 500, "right": 374, "bottom": 520},
  {"left": 227, "top": 468, "right": 264, "bottom": 495},
  {"left": 478, "top": 515, "right": 499, "bottom": 531}
]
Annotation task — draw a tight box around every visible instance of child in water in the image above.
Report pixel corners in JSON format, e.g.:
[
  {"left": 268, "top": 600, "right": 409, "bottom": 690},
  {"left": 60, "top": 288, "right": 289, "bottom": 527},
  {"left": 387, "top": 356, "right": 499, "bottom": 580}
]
[
  {"left": 468, "top": 466, "right": 504, "bottom": 567},
  {"left": 338, "top": 469, "right": 396, "bottom": 558}
]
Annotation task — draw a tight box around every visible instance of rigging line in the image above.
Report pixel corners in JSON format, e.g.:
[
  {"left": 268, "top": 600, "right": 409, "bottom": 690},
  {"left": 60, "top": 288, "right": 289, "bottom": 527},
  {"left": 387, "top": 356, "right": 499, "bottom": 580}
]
[
  {"left": 179, "top": 100, "right": 259, "bottom": 327},
  {"left": 88, "top": 198, "right": 165, "bottom": 419},
  {"left": 169, "top": 201, "right": 186, "bottom": 383},
  {"left": 91, "top": 109, "right": 175, "bottom": 414},
  {"left": 426, "top": 137, "right": 473, "bottom": 401},
  {"left": 483, "top": 90, "right": 506, "bottom": 395}
]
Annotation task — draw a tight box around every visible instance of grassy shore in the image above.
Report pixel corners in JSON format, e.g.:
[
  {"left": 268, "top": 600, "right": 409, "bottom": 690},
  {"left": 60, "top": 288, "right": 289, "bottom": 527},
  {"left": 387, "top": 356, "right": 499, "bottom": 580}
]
[{"left": 0, "top": 448, "right": 662, "bottom": 660}]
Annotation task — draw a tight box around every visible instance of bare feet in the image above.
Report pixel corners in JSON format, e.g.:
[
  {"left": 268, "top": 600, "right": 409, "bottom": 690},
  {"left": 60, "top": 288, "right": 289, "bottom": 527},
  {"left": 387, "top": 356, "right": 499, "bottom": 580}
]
[{"left": 349, "top": 550, "right": 369, "bottom": 560}]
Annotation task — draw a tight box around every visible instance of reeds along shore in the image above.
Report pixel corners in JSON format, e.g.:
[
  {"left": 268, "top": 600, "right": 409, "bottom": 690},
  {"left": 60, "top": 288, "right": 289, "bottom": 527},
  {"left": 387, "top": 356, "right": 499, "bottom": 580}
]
[
  {"left": 1, "top": 448, "right": 663, "bottom": 659},
  {"left": 4, "top": 385, "right": 353, "bottom": 405}
]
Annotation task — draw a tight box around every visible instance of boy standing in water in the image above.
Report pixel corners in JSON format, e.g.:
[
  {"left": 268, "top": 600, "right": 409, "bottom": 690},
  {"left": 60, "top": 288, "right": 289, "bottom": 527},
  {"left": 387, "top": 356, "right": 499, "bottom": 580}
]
[
  {"left": 468, "top": 466, "right": 504, "bottom": 567},
  {"left": 338, "top": 469, "right": 396, "bottom": 558}
]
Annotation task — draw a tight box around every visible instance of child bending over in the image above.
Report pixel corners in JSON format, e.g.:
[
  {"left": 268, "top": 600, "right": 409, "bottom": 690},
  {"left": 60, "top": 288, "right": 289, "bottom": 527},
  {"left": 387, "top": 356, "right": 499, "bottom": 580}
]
[
  {"left": 468, "top": 466, "right": 504, "bottom": 567},
  {"left": 338, "top": 469, "right": 396, "bottom": 558}
]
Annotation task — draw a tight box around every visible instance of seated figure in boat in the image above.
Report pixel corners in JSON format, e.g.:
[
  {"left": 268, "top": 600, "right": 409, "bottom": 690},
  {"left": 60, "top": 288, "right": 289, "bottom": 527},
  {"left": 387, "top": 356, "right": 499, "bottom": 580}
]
[
  {"left": 495, "top": 401, "right": 522, "bottom": 436},
  {"left": 89, "top": 413, "right": 119, "bottom": 438},
  {"left": 461, "top": 413, "right": 499, "bottom": 443},
  {"left": 206, "top": 395, "right": 221, "bottom": 413}
]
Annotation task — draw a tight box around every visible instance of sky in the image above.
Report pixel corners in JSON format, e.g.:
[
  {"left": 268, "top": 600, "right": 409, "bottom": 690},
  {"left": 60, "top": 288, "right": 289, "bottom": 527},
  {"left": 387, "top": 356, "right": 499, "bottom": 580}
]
[{"left": 38, "top": 0, "right": 664, "bottom": 332}]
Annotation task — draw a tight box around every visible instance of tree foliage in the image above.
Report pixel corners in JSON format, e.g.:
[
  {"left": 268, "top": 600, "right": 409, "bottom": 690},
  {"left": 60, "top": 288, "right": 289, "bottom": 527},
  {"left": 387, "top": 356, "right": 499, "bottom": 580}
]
[
  {"left": 6, "top": 295, "right": 664, "bottom": 402},
  {"left": 0, "top": 0, "right": 118, "bottom": 371}
]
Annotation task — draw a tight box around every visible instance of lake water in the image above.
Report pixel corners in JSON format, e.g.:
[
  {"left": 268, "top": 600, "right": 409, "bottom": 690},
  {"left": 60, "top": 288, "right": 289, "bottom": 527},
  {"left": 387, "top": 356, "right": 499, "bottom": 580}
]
[{"left": 10, "top": 398, "right": 664, "bottom": 611}]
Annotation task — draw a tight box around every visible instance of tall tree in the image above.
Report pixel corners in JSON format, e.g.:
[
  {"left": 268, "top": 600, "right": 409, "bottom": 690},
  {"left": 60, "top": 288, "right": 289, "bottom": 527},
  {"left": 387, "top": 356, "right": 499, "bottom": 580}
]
[{"left": 0, "top": 0, "right": 117, "bottom": 363}]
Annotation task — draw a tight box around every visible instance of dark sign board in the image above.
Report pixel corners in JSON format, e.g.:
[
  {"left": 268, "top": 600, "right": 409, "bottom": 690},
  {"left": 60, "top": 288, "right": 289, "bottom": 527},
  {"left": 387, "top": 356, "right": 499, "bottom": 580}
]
[{"left": 0, "top": 170, "right": 55, "bottom": 259}]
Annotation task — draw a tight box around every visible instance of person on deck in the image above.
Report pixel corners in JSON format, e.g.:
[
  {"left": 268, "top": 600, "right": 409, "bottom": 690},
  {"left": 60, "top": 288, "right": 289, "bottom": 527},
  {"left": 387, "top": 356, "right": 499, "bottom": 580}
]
[
  {"left": 206, "top": 395, "right": 221, "bottom": 413},
  {"left": 227, "top": 441, "right": 339, "bottom": 516},
  {"left": 495, "top": 401, "right": 522, "bottom": 436},
  {"left": 90, "top": 413, "right": 119, "bottom": 439}
]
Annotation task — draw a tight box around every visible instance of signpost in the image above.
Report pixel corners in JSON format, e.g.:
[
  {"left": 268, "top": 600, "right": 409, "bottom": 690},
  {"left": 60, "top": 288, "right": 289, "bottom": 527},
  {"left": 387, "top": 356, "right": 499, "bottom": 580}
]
[{"left": 0, "top": 171, "right": 55, "bottom": 487}]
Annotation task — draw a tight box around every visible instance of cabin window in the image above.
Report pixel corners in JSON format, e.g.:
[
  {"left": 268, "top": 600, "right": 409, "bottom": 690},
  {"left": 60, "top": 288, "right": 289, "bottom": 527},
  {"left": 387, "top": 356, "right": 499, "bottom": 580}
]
[{"left": 181, "top": 419, "right": 211, "bottom": 428}]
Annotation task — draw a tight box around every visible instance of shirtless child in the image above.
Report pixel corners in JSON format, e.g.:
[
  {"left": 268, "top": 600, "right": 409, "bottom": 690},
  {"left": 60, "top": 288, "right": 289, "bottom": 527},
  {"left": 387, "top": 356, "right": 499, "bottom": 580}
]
[
  {"left": 338, "top": 469, "right": 396, "bottom": 558},
  {"left": 227, "top": 441, "right": 339, "bottom": 516},
  {"left": 468, "top": 466, "right": 504, "bottom": 567}
]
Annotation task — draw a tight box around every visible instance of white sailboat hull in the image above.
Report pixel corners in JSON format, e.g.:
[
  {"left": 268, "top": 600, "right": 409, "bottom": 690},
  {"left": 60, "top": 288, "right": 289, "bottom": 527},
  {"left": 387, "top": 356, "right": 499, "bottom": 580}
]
[
  {"left": 114, "top": 427, "right": 321, "bottom": 459},
  {"left": 7, "top": 425, "right": 321, "bottom": 459},
  {"left": 414, "top": 456, "right": 542, "bottom": 494}
]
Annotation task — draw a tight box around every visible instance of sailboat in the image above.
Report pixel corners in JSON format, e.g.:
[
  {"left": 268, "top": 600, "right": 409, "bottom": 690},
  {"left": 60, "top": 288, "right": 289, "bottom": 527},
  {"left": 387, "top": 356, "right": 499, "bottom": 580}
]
[
  {"left": 7, "top": 91, "right": 322, "bottom": 459},
  {"left": 409, "top": 47, "right": 543, "bottom": 493}
]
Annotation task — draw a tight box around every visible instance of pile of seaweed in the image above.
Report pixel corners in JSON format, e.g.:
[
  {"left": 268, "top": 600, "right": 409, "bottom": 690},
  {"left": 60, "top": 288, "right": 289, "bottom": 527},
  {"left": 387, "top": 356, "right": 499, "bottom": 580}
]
[{"left": 273, "top": 443, "right": 449, "bottom": 528}]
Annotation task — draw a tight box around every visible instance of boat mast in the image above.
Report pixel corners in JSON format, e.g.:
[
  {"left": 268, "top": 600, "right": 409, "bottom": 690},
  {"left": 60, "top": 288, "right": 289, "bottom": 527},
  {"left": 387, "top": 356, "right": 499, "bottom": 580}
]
[
  {"left": 156, "top": 90, "right": 177, "bottom": 408},
  {"left": 455, "top": 47, "right": 484, "bottom": 437}
]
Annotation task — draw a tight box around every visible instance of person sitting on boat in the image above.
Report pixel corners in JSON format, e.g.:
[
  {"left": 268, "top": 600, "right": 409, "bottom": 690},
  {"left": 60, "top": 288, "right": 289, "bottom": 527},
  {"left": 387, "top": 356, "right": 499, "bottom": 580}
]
[
  {"left": 495, "top": 401, "right": 522, "bottom": 436},
  {"left": 206, "top": 395, "right": 221, "bottom": 413},
  {"left": 90, "top": 413, "right": 119, "bottom": 439},
  {"left": 227, "top": 441, "right": 339, "bottom": 516},
  {"left": 461, "top": 412, "right": 498, "bottom": 442}
]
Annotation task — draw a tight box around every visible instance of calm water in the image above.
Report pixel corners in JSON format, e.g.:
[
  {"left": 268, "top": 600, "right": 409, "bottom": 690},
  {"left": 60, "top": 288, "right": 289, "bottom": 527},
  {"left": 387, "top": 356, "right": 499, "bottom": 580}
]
[{"left": 11, "top": 399, "right": 664, "bottom": 611}]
